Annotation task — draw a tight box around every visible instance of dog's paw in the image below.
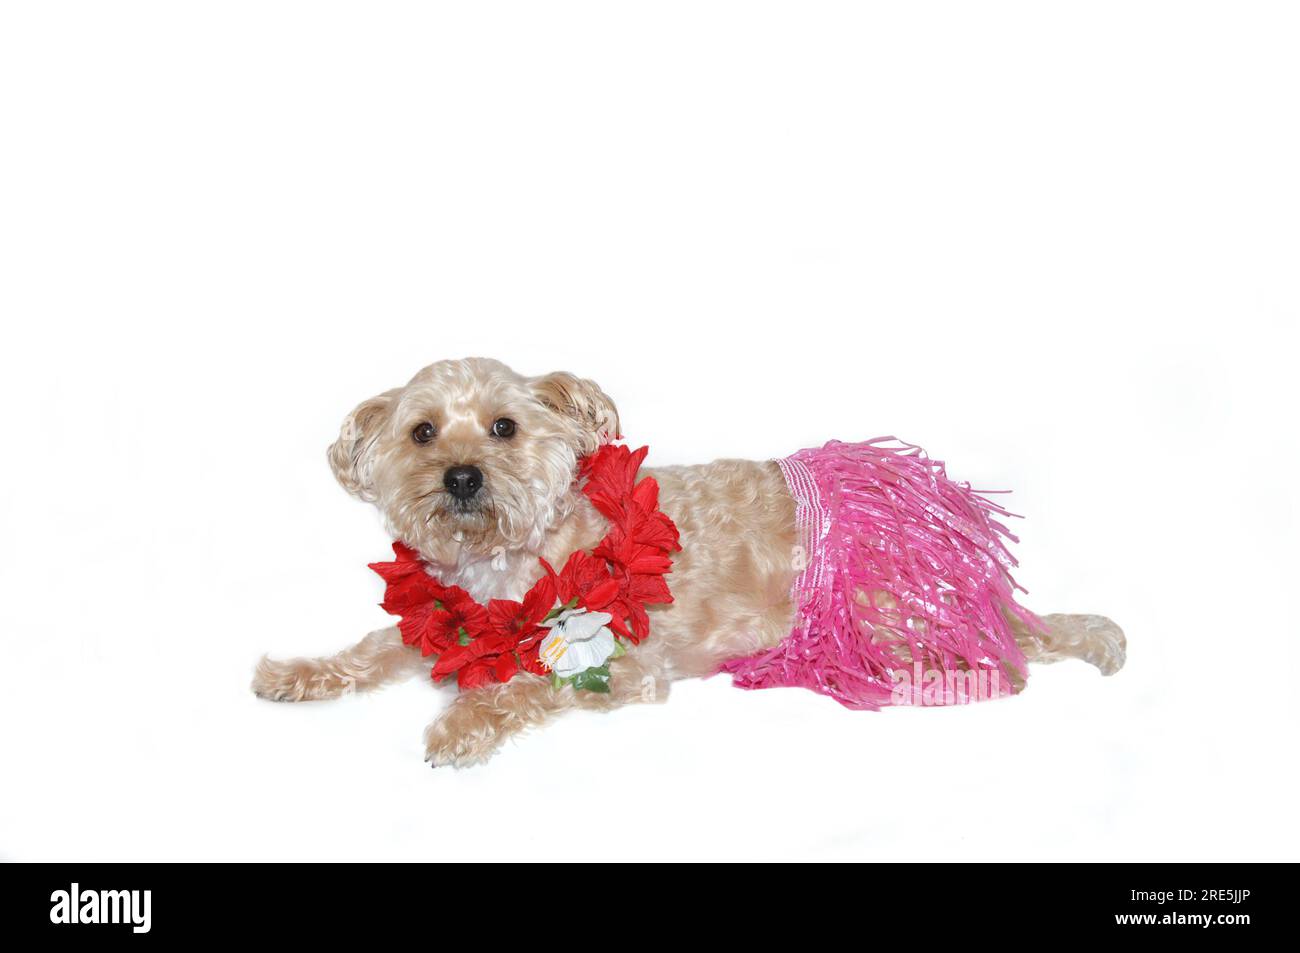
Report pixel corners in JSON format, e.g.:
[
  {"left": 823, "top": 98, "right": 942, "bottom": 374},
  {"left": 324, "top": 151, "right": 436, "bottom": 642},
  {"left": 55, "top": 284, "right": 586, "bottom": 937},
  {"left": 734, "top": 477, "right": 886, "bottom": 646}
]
[
  {"left": 252, "top": 655, "right": 352, "bottom": 702},
  {"left": 423, "top": 705, "right": 507, "bottom": 768},
  {"left": 1079, "top": 615, "right": 1127, "bottom": 676},
  {"left": 1029, "top": 616, "right": 1123, "bottom": 676},
  {"left": 1039, "top": 614, "right": 1127, "bottom": 676},
  {"left": 252, "top": 656, "right": 314, "bottom": 701}
]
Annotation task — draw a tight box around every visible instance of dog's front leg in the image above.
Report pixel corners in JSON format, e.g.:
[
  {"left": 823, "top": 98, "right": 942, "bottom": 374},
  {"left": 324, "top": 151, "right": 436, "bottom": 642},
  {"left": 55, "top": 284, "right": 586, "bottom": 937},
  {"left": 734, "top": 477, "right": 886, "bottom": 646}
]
[
  {"left": 252, "top": 626, "right": 425, "bottom": 702},
  {"left": 424, "top": 656, "right": 668, "bottom": 767}
]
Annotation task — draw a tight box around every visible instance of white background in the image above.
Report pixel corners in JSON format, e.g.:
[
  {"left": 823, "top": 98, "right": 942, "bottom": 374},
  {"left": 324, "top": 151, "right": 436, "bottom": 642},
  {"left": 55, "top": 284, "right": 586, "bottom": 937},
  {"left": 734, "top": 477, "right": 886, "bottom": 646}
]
[{"left": 1, "top": 2, "right": 1297, "bottom": 861}]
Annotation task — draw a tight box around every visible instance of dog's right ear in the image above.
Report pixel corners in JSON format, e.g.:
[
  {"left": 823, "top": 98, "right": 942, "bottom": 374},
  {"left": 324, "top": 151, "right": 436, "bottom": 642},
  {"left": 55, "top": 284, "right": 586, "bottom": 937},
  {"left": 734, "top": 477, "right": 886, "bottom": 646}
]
[{"left": 327, "top": 389, "right": 399, "bottom": 501}]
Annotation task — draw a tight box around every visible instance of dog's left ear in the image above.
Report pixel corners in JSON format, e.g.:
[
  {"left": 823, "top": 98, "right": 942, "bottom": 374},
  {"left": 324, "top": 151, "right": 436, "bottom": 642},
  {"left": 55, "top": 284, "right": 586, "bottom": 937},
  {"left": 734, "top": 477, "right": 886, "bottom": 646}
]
[{"left": 531, "top": 371, "right": 620, "bottom": 455}]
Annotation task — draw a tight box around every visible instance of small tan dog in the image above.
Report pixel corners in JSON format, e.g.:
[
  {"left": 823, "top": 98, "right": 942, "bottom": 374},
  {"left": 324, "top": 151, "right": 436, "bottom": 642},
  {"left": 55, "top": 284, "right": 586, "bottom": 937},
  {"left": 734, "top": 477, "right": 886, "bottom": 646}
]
[{"left": 253, "top": 357, "right": 1124, "bottom": 766}]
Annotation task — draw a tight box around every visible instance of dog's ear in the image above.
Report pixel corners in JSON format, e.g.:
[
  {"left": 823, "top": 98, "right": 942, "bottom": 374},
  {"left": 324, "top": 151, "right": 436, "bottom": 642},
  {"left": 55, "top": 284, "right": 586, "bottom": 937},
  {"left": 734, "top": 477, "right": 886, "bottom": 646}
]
[
  {"left": 530, "top": 371, "right": 620, "bottom": 455},
  {"left": 327, "top": 389, "right": 399, "bottom": 501}
]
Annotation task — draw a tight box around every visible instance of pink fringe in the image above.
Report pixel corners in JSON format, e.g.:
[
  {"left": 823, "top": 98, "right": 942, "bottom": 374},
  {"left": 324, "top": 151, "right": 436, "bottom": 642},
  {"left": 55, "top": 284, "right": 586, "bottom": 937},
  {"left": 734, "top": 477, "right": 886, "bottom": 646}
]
[{"left": 719, "top": 438, "right": 1042, "bottom": 709}]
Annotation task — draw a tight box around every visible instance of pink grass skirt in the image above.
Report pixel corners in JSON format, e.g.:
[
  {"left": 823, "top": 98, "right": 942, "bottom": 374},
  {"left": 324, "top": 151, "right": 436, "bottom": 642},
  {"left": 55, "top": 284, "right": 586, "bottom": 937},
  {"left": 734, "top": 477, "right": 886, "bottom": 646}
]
[{"left": 718, "top": 439, "right": 1041, "bottom": 709}]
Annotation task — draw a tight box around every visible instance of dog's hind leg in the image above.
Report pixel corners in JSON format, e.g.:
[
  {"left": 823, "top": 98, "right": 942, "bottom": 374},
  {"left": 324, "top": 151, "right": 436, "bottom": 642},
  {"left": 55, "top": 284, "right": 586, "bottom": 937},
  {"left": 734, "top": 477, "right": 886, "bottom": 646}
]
[
  {"left": 1014, "top": 612, "right": 1127, "bottom": 676},
  {"left": 252, "top": 626, "right": 426, "bottom": 702}
]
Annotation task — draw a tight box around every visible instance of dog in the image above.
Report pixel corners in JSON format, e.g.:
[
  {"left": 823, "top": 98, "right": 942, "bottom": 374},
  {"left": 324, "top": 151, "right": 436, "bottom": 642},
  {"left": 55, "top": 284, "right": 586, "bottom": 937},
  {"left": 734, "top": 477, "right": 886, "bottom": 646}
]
[{"left": 253, "top": 357, "right": 1125, "bottom": 766}]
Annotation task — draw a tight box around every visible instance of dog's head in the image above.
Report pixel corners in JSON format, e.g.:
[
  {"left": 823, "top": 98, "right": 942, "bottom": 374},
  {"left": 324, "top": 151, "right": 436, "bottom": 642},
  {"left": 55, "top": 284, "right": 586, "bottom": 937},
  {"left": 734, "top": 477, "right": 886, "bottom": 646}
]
[{"left": 327, "top": 358, "right": 618, "bottom": 562}]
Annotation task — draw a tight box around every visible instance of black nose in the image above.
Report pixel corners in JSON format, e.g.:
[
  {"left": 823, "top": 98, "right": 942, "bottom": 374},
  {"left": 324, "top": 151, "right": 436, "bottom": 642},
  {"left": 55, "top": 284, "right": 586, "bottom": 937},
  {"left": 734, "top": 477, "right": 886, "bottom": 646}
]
[{"left": 443, "top": 465, "right": 483, "bottom": 500}]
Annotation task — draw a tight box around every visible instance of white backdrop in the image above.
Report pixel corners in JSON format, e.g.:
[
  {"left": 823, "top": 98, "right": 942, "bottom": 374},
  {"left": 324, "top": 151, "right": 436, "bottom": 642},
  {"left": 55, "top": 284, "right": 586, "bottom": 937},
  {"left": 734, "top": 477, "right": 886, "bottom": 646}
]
[{"left": 1, "top": 2, "right": 1296, "bottom": 861}]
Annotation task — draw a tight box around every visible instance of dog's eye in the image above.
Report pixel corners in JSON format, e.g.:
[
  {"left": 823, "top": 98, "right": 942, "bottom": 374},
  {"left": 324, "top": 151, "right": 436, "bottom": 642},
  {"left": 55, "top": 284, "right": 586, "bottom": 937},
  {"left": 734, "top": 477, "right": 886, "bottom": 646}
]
[
  {"left": 491, "top": 418, "right": 516, "bottom": 439},
  {"left": 411, "top": 422, "right": 436, "bottom": 444}
]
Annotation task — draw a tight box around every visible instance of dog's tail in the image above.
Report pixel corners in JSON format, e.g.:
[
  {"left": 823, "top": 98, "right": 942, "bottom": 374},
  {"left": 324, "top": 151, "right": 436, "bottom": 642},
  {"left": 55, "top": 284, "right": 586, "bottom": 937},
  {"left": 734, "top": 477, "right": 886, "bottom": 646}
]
[{"left": 1015, "top": 612, "right": 1126, "bottom": 675}]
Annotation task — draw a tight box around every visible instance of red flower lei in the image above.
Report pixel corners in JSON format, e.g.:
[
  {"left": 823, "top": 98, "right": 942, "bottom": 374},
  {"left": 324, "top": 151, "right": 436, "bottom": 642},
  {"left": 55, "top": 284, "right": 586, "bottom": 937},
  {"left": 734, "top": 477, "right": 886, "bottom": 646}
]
[{"left": 368, "top": 444, "right": 681, "bottom": 691}]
